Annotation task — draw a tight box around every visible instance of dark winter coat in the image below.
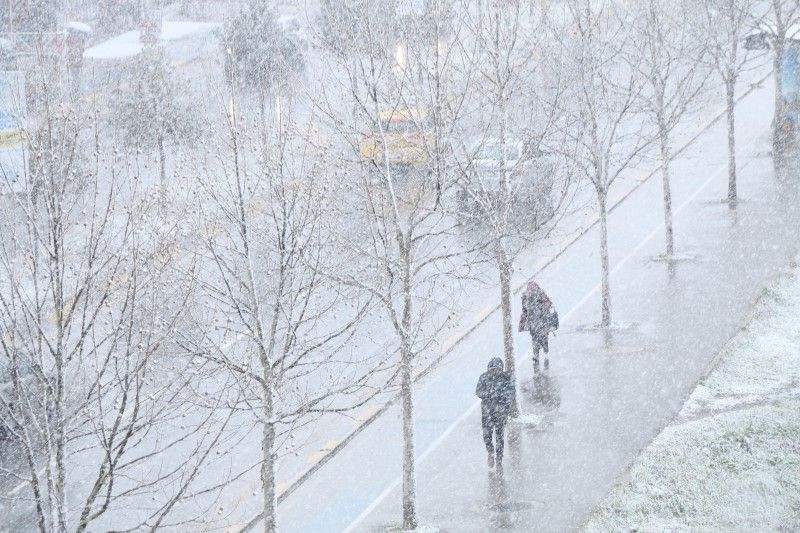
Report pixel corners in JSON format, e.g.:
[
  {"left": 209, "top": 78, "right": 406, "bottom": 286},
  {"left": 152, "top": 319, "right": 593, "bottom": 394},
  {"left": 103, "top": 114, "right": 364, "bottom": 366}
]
[
  {"left": 519, "top": 282, "right": 558, "bottom": 337},
  {"left": 475, "top": 358, "right": 515, "bottom": 420}
]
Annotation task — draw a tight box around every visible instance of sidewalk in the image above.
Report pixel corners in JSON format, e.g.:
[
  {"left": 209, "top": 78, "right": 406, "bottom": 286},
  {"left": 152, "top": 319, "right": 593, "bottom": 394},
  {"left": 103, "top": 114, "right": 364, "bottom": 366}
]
[
  {"left": 273, "top": 72, "right": 800, "bottom": 531},
  {"left": 585, "top": 255, "right": 800, "bottom": 532}
]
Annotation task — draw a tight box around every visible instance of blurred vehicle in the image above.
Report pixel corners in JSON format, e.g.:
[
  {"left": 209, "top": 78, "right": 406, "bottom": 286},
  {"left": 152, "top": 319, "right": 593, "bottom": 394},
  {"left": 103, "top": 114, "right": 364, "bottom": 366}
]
[
  {"left": 359, "top": 107, "right": 433, "bottom": 168},
  {"left": 458, "top": 137, "right": 556, "bottom": 228},
  {"left": 775, "top": 40, "right": 799, "bottom": 156},
  {"left": 743, "top": 31, "right": 770, "bottom": 51},
  {"left": 742, "top": 28, "right": 799, "bottom": 160},
  {"left": 743, "top": 23, "right": 800, "bottom": 51}
]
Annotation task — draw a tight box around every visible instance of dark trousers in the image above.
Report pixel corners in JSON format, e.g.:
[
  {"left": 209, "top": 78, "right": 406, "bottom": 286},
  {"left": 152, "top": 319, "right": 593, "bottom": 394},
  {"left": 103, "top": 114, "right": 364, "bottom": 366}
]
[
  {"left": 482, "top": 414, "right": 506, "bottom": 459},
  {"left": 529, "top": 328, "right": 549, "bottom": 361}
]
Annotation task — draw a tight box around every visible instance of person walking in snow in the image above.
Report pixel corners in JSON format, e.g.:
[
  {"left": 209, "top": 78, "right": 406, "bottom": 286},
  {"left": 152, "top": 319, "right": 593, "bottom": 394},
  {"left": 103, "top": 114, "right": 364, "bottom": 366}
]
[
  {"left": 519, "top": 281, "right": 559, "bottom": 371},
  {"left": 475, "top": 357, "right": 516, "bottom": 471}
]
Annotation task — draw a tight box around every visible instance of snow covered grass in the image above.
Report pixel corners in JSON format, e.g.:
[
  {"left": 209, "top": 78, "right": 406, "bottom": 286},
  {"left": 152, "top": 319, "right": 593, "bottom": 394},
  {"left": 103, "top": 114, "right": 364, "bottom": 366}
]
[
  {"left": 681, "top": 269, "right": 800, "bottom": 419},
  {"left": 584, "top": 258, "right": 800, "bottom": 532}
]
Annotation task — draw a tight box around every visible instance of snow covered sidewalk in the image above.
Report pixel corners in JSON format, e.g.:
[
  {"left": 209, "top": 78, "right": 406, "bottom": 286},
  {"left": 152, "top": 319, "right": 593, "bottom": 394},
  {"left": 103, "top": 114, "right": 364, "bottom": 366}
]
[{"left": 585, "top": 257, "right": 800, "bottom": 532}]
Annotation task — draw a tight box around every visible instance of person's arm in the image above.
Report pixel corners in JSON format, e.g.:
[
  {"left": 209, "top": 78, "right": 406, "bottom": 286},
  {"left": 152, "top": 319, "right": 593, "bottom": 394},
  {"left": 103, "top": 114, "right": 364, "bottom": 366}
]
[
  {"left": 476, "top": 374, "right": 488, "bottom": 399},
  {"left": 551, "top": 307, "right": 559, "bottom": 331},
  {"left": 519, "top": 298, "right": 528, "bottom": 332}
]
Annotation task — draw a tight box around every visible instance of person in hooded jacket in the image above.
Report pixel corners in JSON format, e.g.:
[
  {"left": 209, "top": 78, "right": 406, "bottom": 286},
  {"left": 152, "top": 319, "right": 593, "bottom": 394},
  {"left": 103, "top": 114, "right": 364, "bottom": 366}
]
[
  {"left": 475, "top": 357, "right": 516, "bottom": 470},
  {"left": 519, "top": 281, "right": 558, "bottom": 371}
]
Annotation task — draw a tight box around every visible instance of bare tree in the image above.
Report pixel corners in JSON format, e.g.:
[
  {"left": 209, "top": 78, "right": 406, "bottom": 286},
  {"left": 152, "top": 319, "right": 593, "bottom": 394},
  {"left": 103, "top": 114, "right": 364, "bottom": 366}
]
[
  {"left": 555, "top": 0, "right": 651, "bottom": 327},
  {"left": 314, "top": 1, "right": 479, "bottom": 527},
  {"left": 457, "top": 0, "right": 569, "bottom": 386},
  {"left": 627, "top": 0, "right": 709, "bottom": 260},
  {"left": 185, "top": 93, "right": 377, "bottom": 533},
  {"left": 701, "top": 0, "right": 757, "bottom": 207},
  {"left": 0, "top": 54, "right": 227, "bottom": 532}
]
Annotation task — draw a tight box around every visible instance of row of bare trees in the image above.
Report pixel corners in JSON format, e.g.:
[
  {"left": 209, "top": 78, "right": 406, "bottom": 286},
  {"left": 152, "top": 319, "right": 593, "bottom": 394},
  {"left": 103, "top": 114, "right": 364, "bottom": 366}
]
[
  {"left": 308, "top": 0, "right": 788, "bottom": 528},
  {"left": 0, "top": 0, "right": 795, "bottom": 531},
  {"left": 0, "top": 49, "right": 233, "bottom": 531}
]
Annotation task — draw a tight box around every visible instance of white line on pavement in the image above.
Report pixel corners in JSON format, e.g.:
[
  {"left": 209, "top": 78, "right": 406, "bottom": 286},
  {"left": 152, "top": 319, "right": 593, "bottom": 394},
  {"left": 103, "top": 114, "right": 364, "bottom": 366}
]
[{"left": 342, "top": 124, "right": 764, "bottom": 533}]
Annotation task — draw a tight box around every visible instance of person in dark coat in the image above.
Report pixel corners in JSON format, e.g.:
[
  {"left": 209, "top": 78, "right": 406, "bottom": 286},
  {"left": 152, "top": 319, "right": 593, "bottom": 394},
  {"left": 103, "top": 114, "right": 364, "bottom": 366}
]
[
  {"left": 475, "top": 357, "right": 516, "bottom": 470},
  {"left": 519, "top": 281, "right": 558, "bottom": 371}
]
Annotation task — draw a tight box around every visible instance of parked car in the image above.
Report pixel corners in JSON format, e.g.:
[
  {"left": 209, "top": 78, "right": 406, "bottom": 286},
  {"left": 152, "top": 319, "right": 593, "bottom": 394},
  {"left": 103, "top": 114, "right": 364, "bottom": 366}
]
[
  {"left": 743, "top": 24, "right": 800, "bottom": 52},
  {"left": 359, "top": 107, "right": 433, "bottom": 168},
  {"left": 458, "top": 137, "right": 556, "bottom": 228},
  {"left": 743, "top": 31, "right": 770, "bottom": 51}
]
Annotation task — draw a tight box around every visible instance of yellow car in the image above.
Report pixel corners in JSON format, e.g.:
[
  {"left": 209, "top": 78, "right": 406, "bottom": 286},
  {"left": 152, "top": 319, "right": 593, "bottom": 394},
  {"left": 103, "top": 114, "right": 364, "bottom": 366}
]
[{"left": 359, "top": 108, "right": 433, "bottom": 167}]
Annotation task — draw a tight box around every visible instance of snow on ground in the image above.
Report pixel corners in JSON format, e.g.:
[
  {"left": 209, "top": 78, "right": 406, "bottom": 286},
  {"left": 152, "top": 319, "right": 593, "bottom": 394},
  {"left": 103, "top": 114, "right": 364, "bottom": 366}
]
[{"left": 584, "top": 256, "right": 800, "bottom": 532}]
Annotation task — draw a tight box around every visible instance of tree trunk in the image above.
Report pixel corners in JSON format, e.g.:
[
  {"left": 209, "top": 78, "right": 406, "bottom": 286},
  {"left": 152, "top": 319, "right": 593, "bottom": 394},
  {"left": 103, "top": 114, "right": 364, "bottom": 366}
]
[
  {"left": 658, "top": 121, "right": 674, "bottom": 258},
  {"left": 400, "top": 347, "right": 417, "bottom": 530},
  {"left": 274, "top": 93, "right": 282, "bottom": 140},
  {"left": 598, "top": 190, "right": 611, "bottom": 327},
  {"left": 773, "top": 40, "right": 784, "bottom": 155},
  {"left": 54, "top": 362, "right": 67, "bottom": 533},
  {"left": 261, "top": 379, "right": 277, "bottom": 533},
  {"left": 53, "top": 254, "right": 67, "bottom": 533},
  {"left": 494, "top": 40, "right": 517, "bottom": 413},
  {"left": 259, "top": 92, "right": 268, "bottom": 150},
  {"left": 497, "top": 246, "right": 519, "bottom": 417},
  {"left": 400, "top": 241, "right": 417, "bottom": 531},
  {"left": 725, "top": 77, "right": 737, "bottom": 206},
  {"left": 158, "top": 134, "right": 166, "bottom": 203}
]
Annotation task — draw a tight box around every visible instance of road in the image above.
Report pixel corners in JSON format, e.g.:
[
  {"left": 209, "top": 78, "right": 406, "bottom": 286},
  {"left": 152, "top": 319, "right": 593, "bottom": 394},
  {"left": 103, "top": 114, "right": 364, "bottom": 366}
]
[{"left": 266, "top": 74, "right": 800, "bottom": 531}]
